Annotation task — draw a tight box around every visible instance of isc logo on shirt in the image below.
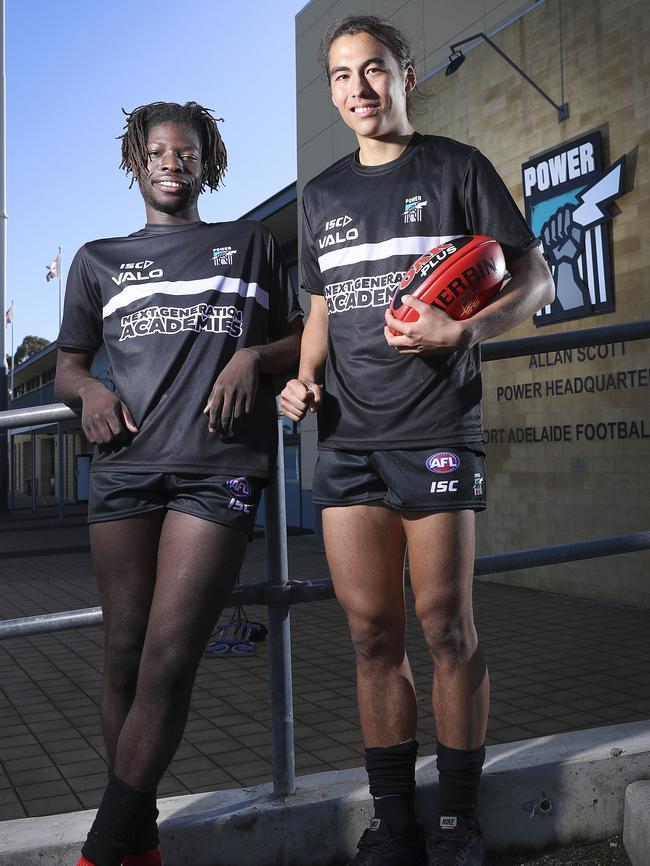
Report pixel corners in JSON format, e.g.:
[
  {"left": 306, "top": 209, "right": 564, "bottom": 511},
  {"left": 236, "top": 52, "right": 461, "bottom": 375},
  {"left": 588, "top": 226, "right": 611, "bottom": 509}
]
[
  {"left": 319, "top": 214, "right": 358, "bottom": 249},
  {"left": 425, "top": 452, "right": 460, "bottom": 473},
  {"left": 111, "top": 260, "right": 163, "bottom": 286}
]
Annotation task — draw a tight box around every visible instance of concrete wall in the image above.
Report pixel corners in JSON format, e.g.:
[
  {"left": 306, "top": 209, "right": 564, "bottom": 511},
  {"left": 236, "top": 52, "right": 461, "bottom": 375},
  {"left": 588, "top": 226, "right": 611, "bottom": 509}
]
[{"left": 295, "top": 0, "right": 650, "bottom": 606}]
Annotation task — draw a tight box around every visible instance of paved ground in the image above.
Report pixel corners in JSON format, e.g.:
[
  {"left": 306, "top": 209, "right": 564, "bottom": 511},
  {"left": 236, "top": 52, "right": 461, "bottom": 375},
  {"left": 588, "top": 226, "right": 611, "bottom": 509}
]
[
  {"left": 0, "top": 505, "right": 649, "bottom": 844},
  {"left": 487, "top": 836, "right": 630, "bottom": 865},
  {"left": 332, "top": 836, "right": 632, "bottom": 865}
]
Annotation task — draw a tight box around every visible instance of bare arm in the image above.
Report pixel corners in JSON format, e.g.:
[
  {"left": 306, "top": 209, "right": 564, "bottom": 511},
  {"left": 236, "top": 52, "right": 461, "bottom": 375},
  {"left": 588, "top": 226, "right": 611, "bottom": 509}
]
[
  {"left": 240, "top": 315, "right": 304, "bottom": 375},
  {"left": 204, "top": 316, "right": 303, "bottom": 437},
  {"left": 384, "top": 244, "right": 555, "bottom": 354},
  {"left": 55, "top": 348, "right": 138, "bottom": 444},
  {"left": 280, "top": 295, "right": 329, "bottom": 422}
]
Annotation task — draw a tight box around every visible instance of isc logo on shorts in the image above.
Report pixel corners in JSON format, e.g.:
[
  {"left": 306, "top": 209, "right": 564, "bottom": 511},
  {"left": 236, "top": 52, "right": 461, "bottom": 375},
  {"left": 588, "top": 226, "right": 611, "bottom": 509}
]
[
  {"left": 425, "top": 452, "right": 460, "bottom": 473},
  {"left": 430, "top": 479, "right": 459, "bottom": 493},
  {"left": 227, "top": 497, "right": 252, "bottom": 513}
]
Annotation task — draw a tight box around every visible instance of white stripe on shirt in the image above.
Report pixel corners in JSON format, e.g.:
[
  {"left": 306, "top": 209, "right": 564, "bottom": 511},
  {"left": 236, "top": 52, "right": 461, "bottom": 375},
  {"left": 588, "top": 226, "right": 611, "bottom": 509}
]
[
  {"left": 102, "top": 275, "right": 269, "bottom": 319},
  {"left": 317, "top": 235, "right": 463, "bottom": 274}
]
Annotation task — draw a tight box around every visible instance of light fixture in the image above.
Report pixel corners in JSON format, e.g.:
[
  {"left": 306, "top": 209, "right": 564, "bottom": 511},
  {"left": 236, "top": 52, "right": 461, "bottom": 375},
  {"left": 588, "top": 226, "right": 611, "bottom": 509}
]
[
  {"left": 445, "top": 49, "right": 465, "bottom": 76},
  {"left": 445, "top": 33, "right": 569, "bottom": 122}
]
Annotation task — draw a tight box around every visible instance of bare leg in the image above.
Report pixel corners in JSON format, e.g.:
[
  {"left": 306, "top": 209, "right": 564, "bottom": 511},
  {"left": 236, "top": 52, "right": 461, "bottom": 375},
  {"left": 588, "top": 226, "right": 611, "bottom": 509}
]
[
  {"left": 91, "top": 512, "right": 164, "bottom": 766},
  {"left": 323, "top": 504, "right": 416, "bottom": 747},
  {"left": 81, "top": 511, "right": 247, "bottom": 864},
  {"left": 110, "top": 510, "right": 248, "bottom": 789},
  {"left": 405, "top": 510, "right": 489, "bottom": 749}
]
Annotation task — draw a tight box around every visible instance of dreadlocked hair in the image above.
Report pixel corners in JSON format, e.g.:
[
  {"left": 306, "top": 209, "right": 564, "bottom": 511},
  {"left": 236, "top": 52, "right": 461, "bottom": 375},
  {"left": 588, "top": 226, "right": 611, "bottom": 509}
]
[{"left": 119, "top": 101, "right": 227, "bottom": 192}]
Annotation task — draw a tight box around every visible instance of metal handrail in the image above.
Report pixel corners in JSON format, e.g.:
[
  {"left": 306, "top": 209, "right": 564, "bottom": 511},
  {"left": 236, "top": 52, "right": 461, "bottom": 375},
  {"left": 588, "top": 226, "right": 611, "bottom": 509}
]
[
  {"left": 481, "top": 319, "right": 650, "bottom": 361},
  {"left": 0, "top": 401, "right": 76, "bottom": 428},
  {"left": 2, "top": 531, "right": 648, "bottom": 642}
]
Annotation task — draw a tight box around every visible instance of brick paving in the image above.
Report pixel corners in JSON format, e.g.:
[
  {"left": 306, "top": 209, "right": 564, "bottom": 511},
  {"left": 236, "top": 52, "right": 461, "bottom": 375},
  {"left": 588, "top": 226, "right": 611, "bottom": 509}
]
[
  {"left": 0, "top": 506, "right": 649, "bottom": 821},
  {"left": 486, "top": 836, "right": 630, "bottom": 866}
]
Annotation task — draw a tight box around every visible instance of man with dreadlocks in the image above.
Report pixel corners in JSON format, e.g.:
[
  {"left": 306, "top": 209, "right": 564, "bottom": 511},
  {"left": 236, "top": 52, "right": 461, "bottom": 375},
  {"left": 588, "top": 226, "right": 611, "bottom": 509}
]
[{"left": 55, "top": 101, "right": 302, "bottom": 866}]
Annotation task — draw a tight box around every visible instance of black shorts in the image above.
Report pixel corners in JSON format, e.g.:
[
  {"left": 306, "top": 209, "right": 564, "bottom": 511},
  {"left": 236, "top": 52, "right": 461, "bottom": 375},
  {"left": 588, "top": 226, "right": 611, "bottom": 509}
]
[
  {"left": 88, "top": 470, "right": 265, "bottom": 537},
  {"left": 312, "top": 446, "right": 486, "bottom": 512}
]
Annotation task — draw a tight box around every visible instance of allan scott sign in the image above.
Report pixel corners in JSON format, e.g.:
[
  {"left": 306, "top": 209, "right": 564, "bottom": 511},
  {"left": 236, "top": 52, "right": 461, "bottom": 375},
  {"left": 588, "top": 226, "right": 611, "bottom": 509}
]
[{"left": 522, "top": 131, "right": 626, "bottom": 327}]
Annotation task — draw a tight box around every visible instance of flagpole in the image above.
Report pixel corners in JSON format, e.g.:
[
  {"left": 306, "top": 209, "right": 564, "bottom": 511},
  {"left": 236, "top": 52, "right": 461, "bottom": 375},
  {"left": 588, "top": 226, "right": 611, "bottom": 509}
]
[
  {"left": 58, "top": 245, "right": 62, "bottom": 327},
  {"left": 0, "top": 0, "right": 9, "bottom": 512},
  {"left": 9, "top": 298, "right": 13, "bottom": 397}
]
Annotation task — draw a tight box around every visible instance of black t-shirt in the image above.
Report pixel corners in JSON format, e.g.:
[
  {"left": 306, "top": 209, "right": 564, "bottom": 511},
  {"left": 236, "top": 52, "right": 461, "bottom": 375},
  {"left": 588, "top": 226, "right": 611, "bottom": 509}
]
[
  {"left": 301, "top": 133, "right": 537, "bottom": 450},
  {"left": 58, "top": 220, "right": 302, "bottom": 477}
]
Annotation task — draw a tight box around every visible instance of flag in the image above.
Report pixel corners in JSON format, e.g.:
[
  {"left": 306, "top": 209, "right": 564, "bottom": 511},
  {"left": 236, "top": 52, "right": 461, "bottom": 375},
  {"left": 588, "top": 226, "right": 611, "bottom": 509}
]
[
  {"left": 5, "top": 302, "right": 13, "bottom": 326},
  {"left": 46, "top": 253, "right": 61, "bottom": 282}
]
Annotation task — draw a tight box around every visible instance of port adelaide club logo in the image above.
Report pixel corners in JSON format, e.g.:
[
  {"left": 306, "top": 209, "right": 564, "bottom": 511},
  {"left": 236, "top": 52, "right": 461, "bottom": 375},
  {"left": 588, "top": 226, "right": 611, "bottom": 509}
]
[
  {"left": 212, "top": 247, "right": 237, "bottom": 267},
  {"left": 522, "top": 131, "right": 627, "bottom": 327},
  {"left": 402, "top": 195, "right": 428, "bottom": 223}
]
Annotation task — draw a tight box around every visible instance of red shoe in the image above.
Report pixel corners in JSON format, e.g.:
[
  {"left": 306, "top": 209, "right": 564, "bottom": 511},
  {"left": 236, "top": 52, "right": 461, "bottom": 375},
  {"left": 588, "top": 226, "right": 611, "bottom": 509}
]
[
  {"left": 123, "top": 849, "right": 163, "bottom": 866},
  {"left": 76, "top": 859, "right": 97, "bottom": 866}
]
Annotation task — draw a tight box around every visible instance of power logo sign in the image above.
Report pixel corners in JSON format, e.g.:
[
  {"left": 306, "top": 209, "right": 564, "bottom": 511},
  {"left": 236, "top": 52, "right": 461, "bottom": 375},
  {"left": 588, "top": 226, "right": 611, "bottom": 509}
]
[{"left": 522, "top": 131, "right": 626, "bottom": 327}]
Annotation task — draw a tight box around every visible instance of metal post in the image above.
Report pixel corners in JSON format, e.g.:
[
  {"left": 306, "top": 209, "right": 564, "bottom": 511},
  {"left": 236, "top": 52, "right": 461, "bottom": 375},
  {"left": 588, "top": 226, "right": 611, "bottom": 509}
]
[
  {"left": 265, "top": 409, "right": 296, "bottom": 798},
  {"left": 9, "top": 297, "right": 12, "bottom": 397},
  {"left": 57, "top": 246, "right": 62, "bottom": 328},
  {"left": 30, "top": 429, "right": 36, "bottom": 512},
  {"left": 9, "top": 427, "right": 13, "bottom": 509},
  {"left": 57, "top": 421, "right": 64, "bottom": 519},
  {"left": 0, "top": 0, "right": 8, "bottom": 512}
]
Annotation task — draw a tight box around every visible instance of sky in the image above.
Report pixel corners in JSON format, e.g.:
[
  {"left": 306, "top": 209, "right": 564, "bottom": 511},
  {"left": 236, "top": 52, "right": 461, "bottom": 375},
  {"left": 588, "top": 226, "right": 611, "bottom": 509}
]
[{"left": 4, "top": 0, "right": 308, "bottom": 347}]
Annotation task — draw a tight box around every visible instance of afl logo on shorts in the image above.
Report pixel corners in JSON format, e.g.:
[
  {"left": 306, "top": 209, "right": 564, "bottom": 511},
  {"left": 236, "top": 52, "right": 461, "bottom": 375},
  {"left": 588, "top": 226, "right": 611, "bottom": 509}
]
[
  {"left": 226, "top": 477, "right": 253, "bottom": 499},
  {"left": 426, "top": 452, "right": 460, "bottom": 474}
]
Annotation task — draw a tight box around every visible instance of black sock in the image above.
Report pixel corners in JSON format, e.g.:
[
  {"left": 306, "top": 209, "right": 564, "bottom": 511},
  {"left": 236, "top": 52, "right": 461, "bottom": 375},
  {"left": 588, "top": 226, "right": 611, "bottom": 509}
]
[
  {"left": 436, "top": 741, "right": 485, "bottom": 816},
  {"left": 81, "top": 772, "right": 156, "bottom": 866},
  {"left": 372, "top": 793, "right": 417, "bottom": 835},
  {"left": 107, "top": 766, "right": 159, "bottom": 853},
  {"left": 365, "top": 739, "right": 419, "bottom": 834},
  {"left": 128, "top": 797, "right": 160, "bottom": 853}
]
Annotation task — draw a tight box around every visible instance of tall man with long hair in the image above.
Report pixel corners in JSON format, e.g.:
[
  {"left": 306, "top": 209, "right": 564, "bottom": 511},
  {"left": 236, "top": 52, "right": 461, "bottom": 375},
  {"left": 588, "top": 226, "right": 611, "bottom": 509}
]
[{"left": 282, "top": 17, "right": 553, "bottom": 866}]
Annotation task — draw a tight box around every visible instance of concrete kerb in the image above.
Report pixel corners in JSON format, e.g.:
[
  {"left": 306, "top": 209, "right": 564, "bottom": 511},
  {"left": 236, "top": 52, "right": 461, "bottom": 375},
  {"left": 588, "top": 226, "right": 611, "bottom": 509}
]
[
  {"left": 1, "top": 721, "right": 648, "bottom": 866},
  {"left": 624, "top": 780, "right": 650, "bottom": 866}
]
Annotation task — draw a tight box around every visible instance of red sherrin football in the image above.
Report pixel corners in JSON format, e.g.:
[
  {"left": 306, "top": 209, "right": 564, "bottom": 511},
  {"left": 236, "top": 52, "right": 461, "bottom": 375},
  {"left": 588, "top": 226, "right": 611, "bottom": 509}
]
[{"left": 389, "top": 235, "right": 506, "bottom": 332}]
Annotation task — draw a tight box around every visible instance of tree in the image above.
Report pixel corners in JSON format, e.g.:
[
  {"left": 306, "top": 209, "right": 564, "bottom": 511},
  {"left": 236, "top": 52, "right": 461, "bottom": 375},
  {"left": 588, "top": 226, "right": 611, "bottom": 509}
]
[{"left": 13, "top": 336, "right": 51, "bottom": 366}]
